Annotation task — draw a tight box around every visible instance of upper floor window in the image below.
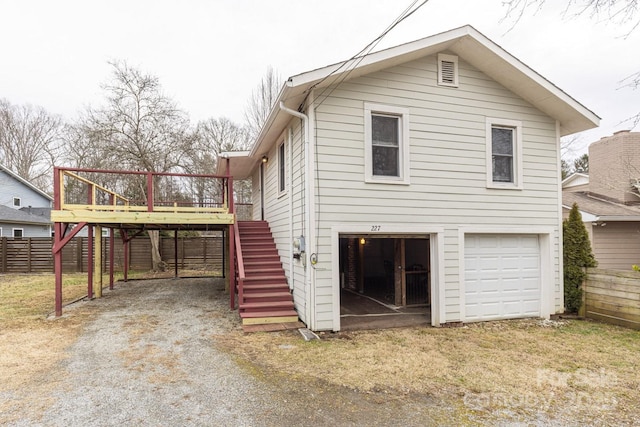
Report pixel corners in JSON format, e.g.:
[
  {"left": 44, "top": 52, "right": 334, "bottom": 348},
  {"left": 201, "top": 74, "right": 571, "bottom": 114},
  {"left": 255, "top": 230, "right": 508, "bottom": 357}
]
[
  {"left": 278, "top": 140, "right": 286, "bottom": 195},
  {"left": 13, "top": 197, "right": 21, "bottom": 207},
  {"left": 364, "top": 103, "right": 410, "bottom": 185},
  {"left": 438, "top": 53, "right": 459, "bottom": 87},
  {"left": 486, "top": 118, "right": 523, "bottom": 189},
  {"left": 13, "top": 228, "right": 23, "bottom": 238}
]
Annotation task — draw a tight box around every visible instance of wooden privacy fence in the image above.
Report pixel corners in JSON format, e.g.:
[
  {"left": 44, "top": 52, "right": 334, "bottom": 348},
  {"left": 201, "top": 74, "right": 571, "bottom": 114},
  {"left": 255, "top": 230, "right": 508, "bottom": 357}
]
[
  {"left": 0, "top": 235, "right": 224, "bottom": 274},
  {"left": 583, "top": 268, "right": 640, "bottom": 330}
]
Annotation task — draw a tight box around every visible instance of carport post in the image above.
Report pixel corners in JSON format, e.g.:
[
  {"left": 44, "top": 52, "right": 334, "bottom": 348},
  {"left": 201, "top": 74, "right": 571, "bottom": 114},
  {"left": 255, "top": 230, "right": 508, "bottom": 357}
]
[
  {"left": 94, "top": 226, "right": 103, "bottom": 298},
  {"left": 174, "top": 230, "right": 178, "bottom": 278},
  {"left": 109, "top": 228, "right": 114, "bottom": 290},
  {"left": 87, "top": 184, "right": 94, "bottom": 299},
  {"left": 87, "top": 225, "right": 94, "bottom": 299},
  {"left": 54, "top": 221, "right": 63, "bottom": 316}
]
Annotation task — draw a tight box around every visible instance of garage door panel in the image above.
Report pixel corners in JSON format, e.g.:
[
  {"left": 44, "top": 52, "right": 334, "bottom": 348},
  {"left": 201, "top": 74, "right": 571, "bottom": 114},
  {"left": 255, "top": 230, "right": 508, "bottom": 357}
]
[{"left": 464, "top": 234, "right": 541, "bottom": 322}]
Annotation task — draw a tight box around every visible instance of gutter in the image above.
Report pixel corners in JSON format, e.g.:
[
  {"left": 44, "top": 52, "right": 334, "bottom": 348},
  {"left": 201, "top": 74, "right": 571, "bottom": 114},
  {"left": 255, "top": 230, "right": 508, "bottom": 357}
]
[{"left": 279, "top": 101, "right": 315, "bottom": 330}]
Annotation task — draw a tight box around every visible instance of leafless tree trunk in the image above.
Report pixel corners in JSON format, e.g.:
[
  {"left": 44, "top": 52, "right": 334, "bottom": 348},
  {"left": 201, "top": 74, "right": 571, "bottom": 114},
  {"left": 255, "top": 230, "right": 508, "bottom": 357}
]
[{"left": 0, "top": 99, "right": 63, "bottom": 191}]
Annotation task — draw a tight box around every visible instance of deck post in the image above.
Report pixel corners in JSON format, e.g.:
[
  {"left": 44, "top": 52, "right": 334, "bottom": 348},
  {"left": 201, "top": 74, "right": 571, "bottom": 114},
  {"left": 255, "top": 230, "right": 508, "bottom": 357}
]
[
  {"left": 109, "top": 228, "right": 114, "bottom": 290},
  {"left": 174, "top": 230, "right": 178, "bottom": 278},
  {"left": 87, "top": 225, "right": 94, "bottom": 299},
  {"left": 54, "top": 221, "right": 63, "bottom": 317},
  {"left": 87, "top": 183, "right": 94, "bottom": 298},
  {"left": 94, "top": 226, "right": 103, "bottom": 298},
  {"left": 147, "top": 172, "right": 153, "bottom": 212},
  {"left": 122, "top": 229, "right": 129, "bottom": 282},
  {"left": 53, "top": 167, "right": 63, "bottom": 316}
]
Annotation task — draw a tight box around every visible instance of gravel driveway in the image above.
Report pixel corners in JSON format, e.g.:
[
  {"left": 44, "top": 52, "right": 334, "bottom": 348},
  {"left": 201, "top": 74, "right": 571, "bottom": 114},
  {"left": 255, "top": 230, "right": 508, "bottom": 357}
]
[{"left": 7, "top": 278, "right": 434, "bottom": 426}]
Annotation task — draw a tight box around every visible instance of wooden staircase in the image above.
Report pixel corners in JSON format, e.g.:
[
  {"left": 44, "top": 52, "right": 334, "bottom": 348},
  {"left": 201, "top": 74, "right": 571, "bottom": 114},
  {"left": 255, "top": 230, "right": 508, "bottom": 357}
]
[{"left": 237, "top": 221, "right": 298, "bottom": 326}]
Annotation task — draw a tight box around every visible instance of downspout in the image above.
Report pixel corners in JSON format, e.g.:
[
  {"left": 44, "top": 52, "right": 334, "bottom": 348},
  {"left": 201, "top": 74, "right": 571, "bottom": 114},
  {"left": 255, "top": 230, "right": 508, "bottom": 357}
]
[
  {"left": 279, "top": 100, "right": 314, "bottom": 329},
  {"left": 288, "top": 127, "right": 294, "bottom": 292}
]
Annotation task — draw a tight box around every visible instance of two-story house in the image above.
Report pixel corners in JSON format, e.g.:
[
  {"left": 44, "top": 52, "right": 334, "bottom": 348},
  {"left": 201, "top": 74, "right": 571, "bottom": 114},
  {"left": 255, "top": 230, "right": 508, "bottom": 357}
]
[
  {"left": 0, "top": 164, "right": 52, "bottom": 237},
  {"left": 221, "top": 26, "right": 599, "bottom": 331}
]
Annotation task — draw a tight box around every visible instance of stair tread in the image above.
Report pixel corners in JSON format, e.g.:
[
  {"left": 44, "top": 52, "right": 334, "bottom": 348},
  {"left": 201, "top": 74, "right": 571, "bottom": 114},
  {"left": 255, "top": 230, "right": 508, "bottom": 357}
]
[
  {"left": 240, "top": 310, "right": 298, "bottom": 318},
  {"left": 242, "top": 291, "right": 292, "bottom": 298},
  {"left": 240, "top": 301, "right": 294, "bottom": 309}
]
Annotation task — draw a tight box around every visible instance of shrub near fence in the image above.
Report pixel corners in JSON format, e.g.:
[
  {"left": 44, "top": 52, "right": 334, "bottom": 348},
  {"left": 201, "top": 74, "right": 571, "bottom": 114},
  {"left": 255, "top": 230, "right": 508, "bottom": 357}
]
[
  {"left": 583, "top": 268, "right": 640, "bottom": 330},
  {"left": 0, "top": 235, "right": 225, "bottom": 275}
]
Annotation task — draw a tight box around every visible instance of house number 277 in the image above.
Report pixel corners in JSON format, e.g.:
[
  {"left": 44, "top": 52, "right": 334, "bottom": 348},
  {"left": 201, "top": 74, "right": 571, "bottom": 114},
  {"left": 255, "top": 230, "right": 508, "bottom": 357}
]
[{"left": 370, "top": 225, "right": 381, "bottom": 232}]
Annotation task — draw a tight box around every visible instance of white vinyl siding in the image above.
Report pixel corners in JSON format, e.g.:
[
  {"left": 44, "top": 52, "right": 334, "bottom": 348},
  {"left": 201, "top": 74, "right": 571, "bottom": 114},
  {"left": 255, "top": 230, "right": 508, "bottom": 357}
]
[
  {"left": 308, "top": 54, "right": 561, "bottom": 328},
  {"left": 258, "top": 54, "right": 562, "bottom": 330}
]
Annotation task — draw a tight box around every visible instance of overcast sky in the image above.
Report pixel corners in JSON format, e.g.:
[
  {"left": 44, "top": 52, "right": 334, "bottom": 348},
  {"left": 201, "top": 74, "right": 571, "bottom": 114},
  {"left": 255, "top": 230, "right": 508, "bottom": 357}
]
[{"left": 1, "top": 0, "right": 638, "bottom": 158}]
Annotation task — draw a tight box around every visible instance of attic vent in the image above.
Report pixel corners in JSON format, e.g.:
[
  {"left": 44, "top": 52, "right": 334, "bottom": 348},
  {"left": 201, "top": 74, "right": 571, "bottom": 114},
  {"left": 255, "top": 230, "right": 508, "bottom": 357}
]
[{"left": 438, "top": 53, "right": 458, "bottom": 87}]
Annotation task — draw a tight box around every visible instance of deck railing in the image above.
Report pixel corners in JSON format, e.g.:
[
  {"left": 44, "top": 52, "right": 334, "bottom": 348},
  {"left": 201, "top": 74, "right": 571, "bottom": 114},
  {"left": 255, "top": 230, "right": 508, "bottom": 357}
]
[{"left": 54, "top": 167, "right": 233, "bottom": 215}]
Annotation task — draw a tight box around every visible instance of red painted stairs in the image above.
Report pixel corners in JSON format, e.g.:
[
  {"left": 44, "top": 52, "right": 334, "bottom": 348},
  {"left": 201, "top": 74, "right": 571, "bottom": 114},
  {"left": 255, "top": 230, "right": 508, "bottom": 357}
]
[{"left": 237, "top": 221, "right": 298, "bottom": 325}]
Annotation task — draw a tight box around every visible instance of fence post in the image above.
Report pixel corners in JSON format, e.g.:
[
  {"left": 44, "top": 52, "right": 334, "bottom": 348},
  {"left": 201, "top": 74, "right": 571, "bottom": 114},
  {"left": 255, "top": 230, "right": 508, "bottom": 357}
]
[{"left": 1, "top": 237, "right": 6, "bottom": 273}]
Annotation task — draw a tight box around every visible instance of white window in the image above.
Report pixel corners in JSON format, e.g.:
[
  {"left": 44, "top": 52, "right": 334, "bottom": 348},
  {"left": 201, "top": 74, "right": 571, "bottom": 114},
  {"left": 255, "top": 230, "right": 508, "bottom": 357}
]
[
  {"left": 438, "top": 53, "right": 458, "bottom": 87},
  {"left": 486, "top": 118, "right": 523, "bottom": 189},
  {"left": 0, "top": 227, "right": 3, "bottom": 237},
  {"left": 364, "top": 103, "right": 410, "bottom": 184},
  {"left": 278, "top": 140, "right": 286, "bottom": 195},
  {"left": 13, "top": 228, "right": 23, "bottom": 238},
  {"left": 13, "top": 197, "right": 21, "bottom": 208}
]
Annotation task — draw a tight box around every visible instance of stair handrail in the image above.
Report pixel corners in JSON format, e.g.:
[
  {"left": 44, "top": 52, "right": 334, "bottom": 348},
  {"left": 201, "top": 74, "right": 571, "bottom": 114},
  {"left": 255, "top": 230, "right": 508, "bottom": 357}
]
[{"left": 233, "top": 221, "right": 245, "bottom": 306}]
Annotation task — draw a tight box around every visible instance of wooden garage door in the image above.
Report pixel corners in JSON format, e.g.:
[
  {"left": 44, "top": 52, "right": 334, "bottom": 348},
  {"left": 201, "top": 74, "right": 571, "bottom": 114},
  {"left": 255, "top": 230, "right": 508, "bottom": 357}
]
[{"left": 464, "top": 234, "right": 541, "bottom": 321}]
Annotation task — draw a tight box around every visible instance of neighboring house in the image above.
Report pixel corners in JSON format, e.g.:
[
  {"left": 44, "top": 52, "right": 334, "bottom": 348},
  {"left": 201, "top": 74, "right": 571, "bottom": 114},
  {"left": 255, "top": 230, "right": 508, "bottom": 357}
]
[
  {"left": 221, "top": 25, "right": 599, "bottom": 331},
  {"left": 0, "top": 164, "right": 53, "bottom": 237},
  {"left": 563, "top": 131, "right": 640, "bottom": 270}
]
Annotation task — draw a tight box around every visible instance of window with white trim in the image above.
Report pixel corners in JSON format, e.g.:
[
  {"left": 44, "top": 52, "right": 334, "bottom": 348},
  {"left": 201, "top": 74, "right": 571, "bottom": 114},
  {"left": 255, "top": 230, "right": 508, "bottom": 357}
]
[
  {"left": 13, "top": 228, "right": 23, "bottom": 238},
  {"left": 364, "top": 103, "right": 410, "bottom": 184},
  {"left": 277, "top": 139, "right": 286, "bottom": 195},
  {"left": 486, "top": 118, "right": 523, "bottom": 189},
  {"left": 13, "top": 197, "right": 21, "bottom": 208},
  {"left": 438, "top": 53, "right": 458, "bottom": 87},
  {"left": 0, "top": 227, "right": 3, "bottom": 237}
]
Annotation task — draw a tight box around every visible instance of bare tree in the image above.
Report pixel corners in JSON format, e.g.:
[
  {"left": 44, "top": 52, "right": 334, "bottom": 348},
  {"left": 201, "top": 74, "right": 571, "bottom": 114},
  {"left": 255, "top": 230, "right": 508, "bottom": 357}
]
[
  {"left": 503, "top": 0, "right": 639, "bottom": 128},
  {"left": 244, "top": 66, "right": 281, "bottom": 140},
  {"left": 503, "top": 0, "right": 639, "bottom": 33},
  {"left": 76, "top": 60, "right": 195, "bottom": 271},
  {"left": 0, "top": 99, "right": 63, "bottom": 190},
  {"left": 573, "top": 153, "right": 589, "bottom": 173},
  {"left": 187, "top": 117, "right": 252, "bottom": 206}
]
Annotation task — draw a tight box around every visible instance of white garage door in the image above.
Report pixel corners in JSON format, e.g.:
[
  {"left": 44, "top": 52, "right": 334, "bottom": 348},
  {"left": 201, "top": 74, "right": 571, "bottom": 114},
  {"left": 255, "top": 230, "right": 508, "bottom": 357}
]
[{"left": 464, "top": 234, "right": 541, "bottom": 321}]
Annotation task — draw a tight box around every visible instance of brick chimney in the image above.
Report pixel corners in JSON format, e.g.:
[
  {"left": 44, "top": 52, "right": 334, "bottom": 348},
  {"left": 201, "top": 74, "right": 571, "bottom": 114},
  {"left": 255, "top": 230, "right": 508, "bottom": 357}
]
[{"left": 589, "top": 130, "right": 640, "bottom": 204}]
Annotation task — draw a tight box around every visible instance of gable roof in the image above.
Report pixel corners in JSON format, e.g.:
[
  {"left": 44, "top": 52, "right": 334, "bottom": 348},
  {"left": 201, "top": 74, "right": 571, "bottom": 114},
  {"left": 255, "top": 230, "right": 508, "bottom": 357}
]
[
  {"left": 0, "top": 164, "right": 53, "bottom": 201},
  {"left": 562, "top": 172, "right": 589, "bottom": 189},
  {"left": 563, "top": 191, "right": 640, "bottom": 222},
  {"left": 220, "top": 25, "right": 600, "bottom": 178},
  {"left": 0, "top": 204, "right": 51, "bottom": 225}
]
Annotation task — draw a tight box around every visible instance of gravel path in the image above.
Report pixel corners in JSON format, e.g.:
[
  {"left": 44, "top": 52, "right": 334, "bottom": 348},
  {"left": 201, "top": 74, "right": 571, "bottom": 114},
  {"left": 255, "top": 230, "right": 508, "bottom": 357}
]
[{"left": 8, "top": 278, "right": 436, "bottom": 426}]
